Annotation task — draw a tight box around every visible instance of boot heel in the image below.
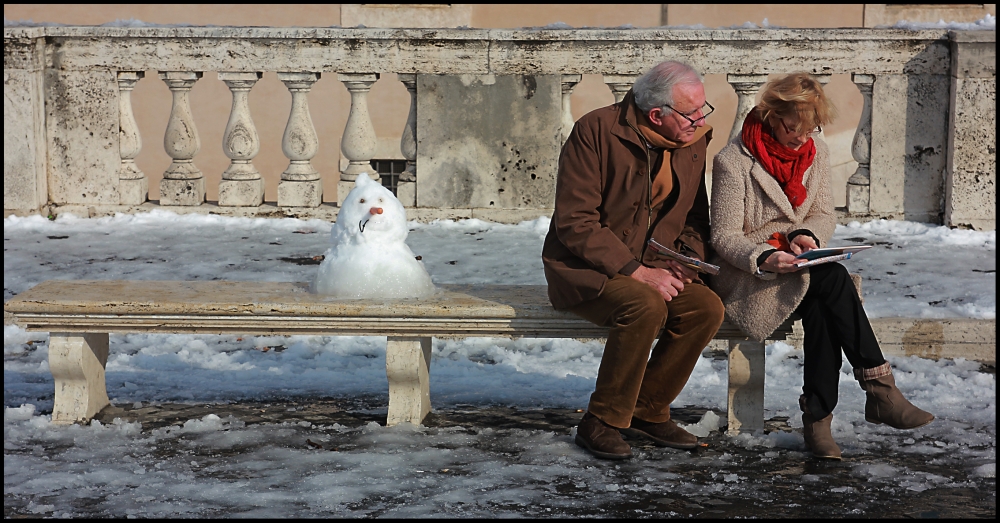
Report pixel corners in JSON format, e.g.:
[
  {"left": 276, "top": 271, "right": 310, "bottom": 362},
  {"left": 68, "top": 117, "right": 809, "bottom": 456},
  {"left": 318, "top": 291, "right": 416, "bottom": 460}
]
[{"left": 865, "top": 417, "right": 883, "bottom": 425}]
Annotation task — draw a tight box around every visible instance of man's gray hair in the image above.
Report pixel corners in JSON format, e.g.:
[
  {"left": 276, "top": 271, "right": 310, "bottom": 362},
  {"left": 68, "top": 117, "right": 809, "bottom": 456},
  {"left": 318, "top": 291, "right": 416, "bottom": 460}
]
[{"left": 633, "top": 61, "right": 704, "bottom": 114}]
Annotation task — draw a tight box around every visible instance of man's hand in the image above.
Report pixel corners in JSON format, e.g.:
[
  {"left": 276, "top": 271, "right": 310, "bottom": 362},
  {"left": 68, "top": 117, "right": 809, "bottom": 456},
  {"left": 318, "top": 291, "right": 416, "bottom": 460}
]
[
  {"left": 789, "top": 234, "right": 818, "bottom": 256},
  {"left": 760, "top": 250, "right": 804, "bottom": 274},
  {"left": 664, "top": 259, "right": 697, "bottom": 283},
  {"left": 631, "top": 265, "right": 685, "bottom": 301}
]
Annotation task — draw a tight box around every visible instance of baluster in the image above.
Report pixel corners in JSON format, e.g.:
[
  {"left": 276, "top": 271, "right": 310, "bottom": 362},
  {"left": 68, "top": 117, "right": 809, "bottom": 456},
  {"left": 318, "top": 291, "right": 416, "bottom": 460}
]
[
  {"left": 848, "top": 74, "right": 875, "bottom": 214},
  {"left": 397, "top": 73, "right": 418, "bottom": 206},
  {"left": 727, "top": 74, "right": 768, "bottom": 144},
  {"left": 218, "top": 71, "right": 264, "bottom": 207},
  {"left": 159, "top": 71, "right": 205, "bottom": 206},
  {"left": 277, "top": 72, "right": 322, "bottom": 207},
  {"left": 338, "top": 73, "right": 380, "bottom": 206},
  {"left": 560, "top": 74, "right": 582, "bottom": 144},
  {"left": 117, "top": 71, "right": 147, "bottom": 205},
  {"left": 603, "top": 74, "right": 635, "bottom": 104}
]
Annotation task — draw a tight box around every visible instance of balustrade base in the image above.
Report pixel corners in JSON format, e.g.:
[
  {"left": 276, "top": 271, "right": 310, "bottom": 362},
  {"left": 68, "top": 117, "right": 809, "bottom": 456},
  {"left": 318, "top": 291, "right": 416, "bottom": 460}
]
[
  {"left": 160, "top": 178, "right": 206, "bottom": 206},
  {"left": 32, "top": 202, "right": 562, "bottom": 225},
  {"left": 118, "top": 177, "right": 148, "bottom": 205},
  {"left": 397, "top": 181, "right": 416, "bottom": 207},
  {"left": 278, "top": 179, "right": 322, "bottom": 208},
  {"left": 847, "top": 183, "right": 871, "bottom": 214},
  {"left": 219, "top": 178, "right": 265, "bottom": 207}
]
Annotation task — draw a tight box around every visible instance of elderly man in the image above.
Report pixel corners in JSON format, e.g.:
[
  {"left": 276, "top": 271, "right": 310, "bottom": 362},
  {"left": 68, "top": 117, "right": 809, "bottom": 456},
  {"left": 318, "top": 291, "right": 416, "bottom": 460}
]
[{"left": 542, "top": 61, "right": 725, "bottom": 459}]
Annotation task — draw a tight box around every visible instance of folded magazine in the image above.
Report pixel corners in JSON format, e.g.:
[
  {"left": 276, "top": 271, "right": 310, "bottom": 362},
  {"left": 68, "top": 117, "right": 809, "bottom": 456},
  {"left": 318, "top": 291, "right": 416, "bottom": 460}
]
[
  {"left": 793, "top": 245, "right": 872, "bottom": 267},
  {"left": 647, "top": 239, "right": 721, "bottom": 275}
]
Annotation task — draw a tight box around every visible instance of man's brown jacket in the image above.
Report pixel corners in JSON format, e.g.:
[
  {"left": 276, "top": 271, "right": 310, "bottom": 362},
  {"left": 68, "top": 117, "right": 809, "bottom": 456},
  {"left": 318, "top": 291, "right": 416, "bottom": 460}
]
[{"left": 542, "top": 90, "right": 713, "bottom": 310}]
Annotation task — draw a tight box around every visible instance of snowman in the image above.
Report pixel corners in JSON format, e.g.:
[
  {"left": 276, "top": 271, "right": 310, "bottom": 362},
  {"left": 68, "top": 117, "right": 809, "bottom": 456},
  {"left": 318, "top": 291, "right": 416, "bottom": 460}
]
[{"left": 312, "top": 173, "right": 436, "bottom": 299}]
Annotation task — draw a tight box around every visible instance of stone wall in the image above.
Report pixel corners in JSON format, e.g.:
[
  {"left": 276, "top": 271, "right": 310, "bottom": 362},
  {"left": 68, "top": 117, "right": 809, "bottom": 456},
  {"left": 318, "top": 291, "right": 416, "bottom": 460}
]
[
  {"left": 416, "top": 74, "right": 561, "bottom": 210},
  {"left": 945, "top": 32, "right": 997, "bottom": 230},
  {"left": 3, "top": 32, "right": 47, "bottom": 213}
]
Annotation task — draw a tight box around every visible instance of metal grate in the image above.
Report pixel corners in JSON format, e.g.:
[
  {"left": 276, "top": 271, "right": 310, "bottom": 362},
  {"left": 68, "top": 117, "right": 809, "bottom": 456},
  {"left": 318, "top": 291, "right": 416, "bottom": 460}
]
[{"left": 369, "top": 159, "right": 408, "bottom": 196}]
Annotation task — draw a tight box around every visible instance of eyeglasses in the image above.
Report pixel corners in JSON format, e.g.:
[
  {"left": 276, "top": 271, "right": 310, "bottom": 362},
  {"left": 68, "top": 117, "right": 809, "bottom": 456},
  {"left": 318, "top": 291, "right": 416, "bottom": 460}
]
[
  {"left": 662, "top": 101, "right": 715, "bottom": 127},
  {"left": 778, "top": 119, "right": 822, "bottom": 137}
]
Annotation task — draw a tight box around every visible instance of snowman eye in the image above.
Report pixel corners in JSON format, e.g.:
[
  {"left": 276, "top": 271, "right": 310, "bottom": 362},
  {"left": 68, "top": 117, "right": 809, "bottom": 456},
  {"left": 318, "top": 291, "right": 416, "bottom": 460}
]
[
  {"left": 379, "top": 198, "right": 384, "bottom": 203},
  {"left": 359, "top": 198, "right": 365, "bottom": 203}
]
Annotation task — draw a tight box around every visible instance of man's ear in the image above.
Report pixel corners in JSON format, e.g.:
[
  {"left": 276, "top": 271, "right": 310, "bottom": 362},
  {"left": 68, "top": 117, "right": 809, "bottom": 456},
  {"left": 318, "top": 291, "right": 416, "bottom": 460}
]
[{"left": 647, "top": 107, "right": 665, "bottom": 126}]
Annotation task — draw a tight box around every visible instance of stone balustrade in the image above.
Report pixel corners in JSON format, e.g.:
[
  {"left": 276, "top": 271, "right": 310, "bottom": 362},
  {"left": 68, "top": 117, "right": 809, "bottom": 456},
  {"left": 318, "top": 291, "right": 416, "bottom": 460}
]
[{"left": 3, "top": 26, "right": 995, "bottom": 229}]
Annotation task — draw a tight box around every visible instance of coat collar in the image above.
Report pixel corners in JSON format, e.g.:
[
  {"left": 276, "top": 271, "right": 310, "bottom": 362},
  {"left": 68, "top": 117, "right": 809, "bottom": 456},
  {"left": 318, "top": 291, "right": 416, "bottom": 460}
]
[
  {"left": 610, "top": 90, "right": 647, "bottom": 148},
  {"left": 739, "top": 139, "right": 823, "bottom": 223}
]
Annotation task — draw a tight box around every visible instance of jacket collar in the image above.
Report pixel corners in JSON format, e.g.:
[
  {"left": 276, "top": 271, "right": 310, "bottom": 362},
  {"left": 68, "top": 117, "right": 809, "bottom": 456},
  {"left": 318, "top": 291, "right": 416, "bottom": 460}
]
[{"left": 610, "top": 90, "right": 648, "bottom": 148}]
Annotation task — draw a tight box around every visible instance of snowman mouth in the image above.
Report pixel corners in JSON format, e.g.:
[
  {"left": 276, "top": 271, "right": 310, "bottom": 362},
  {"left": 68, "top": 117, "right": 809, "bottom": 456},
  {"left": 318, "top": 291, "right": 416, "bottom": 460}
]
[{"left": 359, "top": 216, "right": 390, "bottom": 233}]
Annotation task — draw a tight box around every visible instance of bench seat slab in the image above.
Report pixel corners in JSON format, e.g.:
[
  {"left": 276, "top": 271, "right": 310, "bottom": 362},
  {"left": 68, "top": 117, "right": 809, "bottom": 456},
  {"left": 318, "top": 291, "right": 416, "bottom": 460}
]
[{"left": 5, "top": 280, "right": 787, "bottom": 340}]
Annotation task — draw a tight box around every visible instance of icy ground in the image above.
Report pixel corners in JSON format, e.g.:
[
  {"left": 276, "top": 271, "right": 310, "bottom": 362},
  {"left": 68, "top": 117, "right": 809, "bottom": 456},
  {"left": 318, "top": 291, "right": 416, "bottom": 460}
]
[{"left": 3, "top": 212, "right": 996, "bottom": 517}]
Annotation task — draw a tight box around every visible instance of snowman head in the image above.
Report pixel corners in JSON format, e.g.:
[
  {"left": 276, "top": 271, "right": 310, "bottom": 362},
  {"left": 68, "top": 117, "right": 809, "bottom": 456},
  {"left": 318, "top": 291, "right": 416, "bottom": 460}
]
[{"left": 334, "top": 173, "right": 407, "bottom": 245}]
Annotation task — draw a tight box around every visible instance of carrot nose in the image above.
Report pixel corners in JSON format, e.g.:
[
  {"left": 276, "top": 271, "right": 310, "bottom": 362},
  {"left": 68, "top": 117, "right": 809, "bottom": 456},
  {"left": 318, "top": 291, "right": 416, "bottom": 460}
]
[{"left": 370, "top": 207, "right": 383, "bottom": 215}]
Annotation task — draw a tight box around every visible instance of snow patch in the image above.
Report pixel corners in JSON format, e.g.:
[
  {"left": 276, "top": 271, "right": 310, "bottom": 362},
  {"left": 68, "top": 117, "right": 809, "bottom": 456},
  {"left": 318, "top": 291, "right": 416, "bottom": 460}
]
[{"left": 888, "top": 14, "right": 995, "bottom": 31}]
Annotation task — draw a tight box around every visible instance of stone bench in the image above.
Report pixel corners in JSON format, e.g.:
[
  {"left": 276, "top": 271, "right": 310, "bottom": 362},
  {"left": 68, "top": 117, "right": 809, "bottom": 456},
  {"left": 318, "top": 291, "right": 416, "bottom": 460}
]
[{"left": 3, "top": 280, "right": 797, "bottom": 434}]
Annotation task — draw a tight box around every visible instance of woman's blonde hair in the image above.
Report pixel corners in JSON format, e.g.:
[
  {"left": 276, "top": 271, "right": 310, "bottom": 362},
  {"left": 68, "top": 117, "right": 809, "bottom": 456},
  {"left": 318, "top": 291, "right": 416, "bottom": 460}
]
[{"left": 755, "top": 72, "right": 837, "bottom": 134}]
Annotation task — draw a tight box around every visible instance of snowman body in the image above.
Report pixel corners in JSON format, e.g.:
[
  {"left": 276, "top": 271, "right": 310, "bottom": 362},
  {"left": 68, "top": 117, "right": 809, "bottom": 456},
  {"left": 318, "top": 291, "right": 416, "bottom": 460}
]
[{"left": 312, "top": 174, "right": 436, "bottom": 298}]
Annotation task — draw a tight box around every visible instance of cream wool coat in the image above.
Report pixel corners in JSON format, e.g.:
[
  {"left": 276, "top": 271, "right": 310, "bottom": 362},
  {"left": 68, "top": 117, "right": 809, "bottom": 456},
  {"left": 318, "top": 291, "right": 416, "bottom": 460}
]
[{"left": 709, "top": 137, "right": 837, "bottom": 341}]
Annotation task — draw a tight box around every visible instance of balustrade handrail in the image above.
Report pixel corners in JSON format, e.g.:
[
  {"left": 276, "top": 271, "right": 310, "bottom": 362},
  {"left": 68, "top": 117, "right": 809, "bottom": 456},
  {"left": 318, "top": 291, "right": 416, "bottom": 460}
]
[{"left": 5, "top": 26, "right": 966, "bottom": 75}]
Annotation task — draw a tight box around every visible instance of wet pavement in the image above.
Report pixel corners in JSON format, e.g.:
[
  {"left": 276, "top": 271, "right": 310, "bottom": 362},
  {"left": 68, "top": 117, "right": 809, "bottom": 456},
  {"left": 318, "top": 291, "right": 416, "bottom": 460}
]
[{"left": 5, "top": 397, "right": 993, "bottom": 519}]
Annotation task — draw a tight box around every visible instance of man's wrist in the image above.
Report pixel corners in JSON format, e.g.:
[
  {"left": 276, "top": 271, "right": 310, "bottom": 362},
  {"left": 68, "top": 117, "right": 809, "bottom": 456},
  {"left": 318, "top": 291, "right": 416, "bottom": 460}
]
[{"left": 619, "top": 260, "right": 641, "bottom": 276}]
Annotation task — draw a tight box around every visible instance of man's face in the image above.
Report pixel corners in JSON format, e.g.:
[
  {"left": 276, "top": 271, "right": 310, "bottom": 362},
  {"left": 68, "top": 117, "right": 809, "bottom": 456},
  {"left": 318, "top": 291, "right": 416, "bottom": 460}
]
[{"left": 647, "top": 82, "right": 708, "bottom": 143}]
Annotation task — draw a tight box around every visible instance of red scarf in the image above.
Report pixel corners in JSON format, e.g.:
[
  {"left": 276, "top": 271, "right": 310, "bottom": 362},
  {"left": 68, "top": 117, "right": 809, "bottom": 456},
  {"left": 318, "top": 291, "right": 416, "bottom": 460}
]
[{"left": 740, "top": 110, "right": 815, "bottom": 208}]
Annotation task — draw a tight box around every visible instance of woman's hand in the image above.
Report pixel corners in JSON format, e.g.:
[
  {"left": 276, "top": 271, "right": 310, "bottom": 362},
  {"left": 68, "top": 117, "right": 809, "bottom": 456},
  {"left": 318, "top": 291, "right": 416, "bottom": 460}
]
[
  {"left": 789, "top": 234, "right": 818, "bottom": 255},
  {"left": 760, "top": 250, "right": 804, "bottom": 274}
]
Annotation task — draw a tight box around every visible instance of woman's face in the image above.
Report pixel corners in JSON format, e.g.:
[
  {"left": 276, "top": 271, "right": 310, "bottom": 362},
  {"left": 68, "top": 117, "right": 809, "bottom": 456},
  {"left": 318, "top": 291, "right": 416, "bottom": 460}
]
[{"left": 769, "top": 117, "right": 819, "bottom": 151}]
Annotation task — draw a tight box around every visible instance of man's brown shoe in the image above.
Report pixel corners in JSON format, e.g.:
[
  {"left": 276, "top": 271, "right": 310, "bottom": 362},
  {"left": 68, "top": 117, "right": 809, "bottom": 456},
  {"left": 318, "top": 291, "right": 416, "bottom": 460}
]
[
  {"left": 620, "top": 417, "right": 699, "bottom": 449},
  {"left": 574, "top": 412, "right": 632, "bottom": 459}
]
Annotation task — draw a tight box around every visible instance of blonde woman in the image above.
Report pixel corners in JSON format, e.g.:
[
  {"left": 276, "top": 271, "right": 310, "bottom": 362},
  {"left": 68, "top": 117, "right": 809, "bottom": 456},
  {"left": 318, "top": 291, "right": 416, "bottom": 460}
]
[{"left": 709, "top": 73, "right": 933, "bottom": 460}]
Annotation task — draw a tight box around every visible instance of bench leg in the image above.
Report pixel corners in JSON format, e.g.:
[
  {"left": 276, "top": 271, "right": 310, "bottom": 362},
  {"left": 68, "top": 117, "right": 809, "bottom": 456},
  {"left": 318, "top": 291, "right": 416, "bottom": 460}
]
[
  {"left": 48, "top": 332, "right": 110, "bottom": 425},
  {"left": 727, "top": 339, "right": 765, "bottom": 435},
  {"left": 385, "top": 336, "right": 432, "bottom": 426},
  {"left": 788, "top": 318, "right": 805, "bottom": 353}
]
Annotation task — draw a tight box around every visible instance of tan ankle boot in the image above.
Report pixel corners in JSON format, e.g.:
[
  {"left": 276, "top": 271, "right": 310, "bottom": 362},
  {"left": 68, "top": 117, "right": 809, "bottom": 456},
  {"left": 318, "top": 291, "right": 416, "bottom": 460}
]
[
  {"left": 856, "top": 364, "right": 934, "bottom": 430},
  {"left": 800, "top": 395, "right": 842, "bottom": 460}
]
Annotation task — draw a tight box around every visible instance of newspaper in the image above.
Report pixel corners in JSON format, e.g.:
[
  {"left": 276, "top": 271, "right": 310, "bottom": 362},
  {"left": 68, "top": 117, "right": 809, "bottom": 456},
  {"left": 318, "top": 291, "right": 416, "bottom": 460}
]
[{"left": 647, "top": 239, "right": 721, "bottom": 275}]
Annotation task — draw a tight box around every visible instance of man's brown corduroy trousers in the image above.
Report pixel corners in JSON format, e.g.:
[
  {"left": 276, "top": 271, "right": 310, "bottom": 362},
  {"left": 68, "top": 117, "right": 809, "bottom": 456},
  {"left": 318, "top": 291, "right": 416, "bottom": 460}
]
[{"left": 568, "top": 274, "right": 725, "bottom": 428}]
